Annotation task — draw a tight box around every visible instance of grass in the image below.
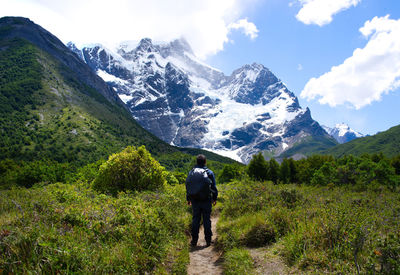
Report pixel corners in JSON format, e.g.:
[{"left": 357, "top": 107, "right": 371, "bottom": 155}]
[
  {"left": 217, "top": 180, "right": 400, "bottom": 274},
  {"left": 0, "top": 183, "right": 191, "bottom": 274},
  {"left": 223, "top": 248, "right": 254, "bottom": 275}
]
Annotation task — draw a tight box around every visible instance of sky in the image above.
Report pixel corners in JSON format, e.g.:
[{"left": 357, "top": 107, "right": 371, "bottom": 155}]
[{"left": 2, "top": 0, "right": 400, "bottom": 135}]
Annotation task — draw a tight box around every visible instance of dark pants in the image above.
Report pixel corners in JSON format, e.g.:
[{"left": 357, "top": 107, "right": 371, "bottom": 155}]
[{"left": 191, "top": 200, "right": 212, "bottom": 243}]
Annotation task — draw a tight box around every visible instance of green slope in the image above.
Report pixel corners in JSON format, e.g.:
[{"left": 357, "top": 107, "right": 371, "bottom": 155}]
[
  {"left": 278, "top": 135, "right": 338, "bottom": 159},
  {"left": 0, "top": 17, "right": 236, "bottom": 171},
  {"left": 322, "top": 124, "right": 400, "bottom": 158},
  {"left": 0, "top": 38, "right": 168, "bottom": 164}
]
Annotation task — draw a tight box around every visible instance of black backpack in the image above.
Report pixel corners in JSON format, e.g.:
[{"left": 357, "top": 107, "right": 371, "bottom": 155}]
[{"left": 186, "top": 167, "right": 212, "bottom": 201}]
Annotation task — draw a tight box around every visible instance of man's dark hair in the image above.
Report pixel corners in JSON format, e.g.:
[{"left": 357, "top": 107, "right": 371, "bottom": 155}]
[{"left": 196, "top": 154, "right": 206, "bottom": 167}]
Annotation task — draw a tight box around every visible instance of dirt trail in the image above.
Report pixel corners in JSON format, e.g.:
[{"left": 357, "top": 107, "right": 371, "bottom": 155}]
[
  {"left": 187, "top": 215, "right": 223, "bottom": 275},
  {"left": 248, "top": 244, "right": 299, "bottom": 275},
  {"left": 249, "top": 247, "right": 288, "bottom": 275}
]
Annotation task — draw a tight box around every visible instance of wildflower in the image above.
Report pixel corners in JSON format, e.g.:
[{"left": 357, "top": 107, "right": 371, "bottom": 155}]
[{"left": 374, "top": 249, "right": 382, "bottom": 256}]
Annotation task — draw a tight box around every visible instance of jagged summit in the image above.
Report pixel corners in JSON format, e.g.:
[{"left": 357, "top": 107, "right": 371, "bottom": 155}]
[
  {"left": 69, "top": 38, "right": 334, "bottom": 162},
  {"left": 323, "top": 123, "right": 364, "bottom": 144}
]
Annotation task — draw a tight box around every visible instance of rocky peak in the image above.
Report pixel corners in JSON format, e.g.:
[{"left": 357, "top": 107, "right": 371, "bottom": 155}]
[
  {"left": 222, "top": 63, "right": 283, "bottom": 105},
  {"left": 67, "top": 42, "right": 84, "bottom": 60},
  {"left": 67, "top": 35, "right": 334, "bottom": 162},
  {"left": 323, "top": 123, "right": 364, "bottom": 144},
  {"left": 135, "top": 38, "right": 155, "bottom": 54}
]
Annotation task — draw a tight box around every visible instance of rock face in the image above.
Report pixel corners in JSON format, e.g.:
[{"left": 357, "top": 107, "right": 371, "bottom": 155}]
[
  {"left": 69, "top": 38, "right": 333, "bottom": 163},
  {"left": 323, "top": 124, "right": 364, "bottom": 144}
]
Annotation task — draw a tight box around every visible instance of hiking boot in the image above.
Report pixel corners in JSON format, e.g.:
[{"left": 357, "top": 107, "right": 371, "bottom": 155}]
[
  {"left": 190, "top": 240, "right": 197, "bottom": 247},
  {"left": 206, "top": 241, "right": 211, "bottom": 247}
]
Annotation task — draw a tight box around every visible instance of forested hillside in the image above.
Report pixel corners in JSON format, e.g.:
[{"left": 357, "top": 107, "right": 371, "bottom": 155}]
[
  {"left": 322, "top": 124, "right": 400, "bottom": 158},
  {"left": 0, "top": 17, "right": 236, "bottom": 187}
]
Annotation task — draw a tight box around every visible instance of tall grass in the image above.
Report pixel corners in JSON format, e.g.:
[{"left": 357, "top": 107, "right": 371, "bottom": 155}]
[
  {"left": 217, "top": 180, "right": 400, "bottom": 274},
  {"left": 0, "top": 183, "right": 191, "bottom": 274}
]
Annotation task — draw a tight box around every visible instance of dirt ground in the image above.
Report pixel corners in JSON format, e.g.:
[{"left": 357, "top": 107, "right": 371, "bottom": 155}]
[
  {"left": 187, "top": 215, "right": 295, "bottom": 275},
  {"left": 187, "top": 216, "right": 223, "bottom": 275}
]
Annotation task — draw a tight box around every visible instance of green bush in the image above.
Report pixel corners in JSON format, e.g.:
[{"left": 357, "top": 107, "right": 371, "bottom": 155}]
[
  {"left": 93, "top": 146, "right": 166, "bottom": 195},
  {"left": 218, "top": 163, "right": 243, "bottom": 184},
  {"left": 172, "top": 171, "right": 187, "bottom": 185},
  {"left": 165, "top": 172, "right": 179, "bottom": 185},
  {"left": 244, "top": 219, "right": 276, "bottom": 247}
]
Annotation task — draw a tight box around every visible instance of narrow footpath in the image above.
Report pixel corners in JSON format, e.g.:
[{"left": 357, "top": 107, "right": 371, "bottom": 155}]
[{"left": 187, "top": 215, "right": 223, "bottom": 275}]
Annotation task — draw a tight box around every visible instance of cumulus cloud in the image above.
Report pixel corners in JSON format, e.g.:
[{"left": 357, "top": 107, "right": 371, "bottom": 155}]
[
  {"left": 300, "top": 15, "right": 400, "bottom": 109},
  {"left": 1, "top": 0, "right": 259, "bottom": 58},
  {"left": 228, "top": 18, "right": 259, "bottom": 39},
  {"left": 296, "top": 0, "right": 361, "bottom": 26}
]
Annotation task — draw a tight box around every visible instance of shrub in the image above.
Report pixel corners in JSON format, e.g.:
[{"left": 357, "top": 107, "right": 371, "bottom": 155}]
[
  {"left": 172, "top": 171, "right": 187, "bottom": 185},
  {"left": 244, "top": 219, "right": 276, "bottom": 247},
  {"left": 372, "top": 233, "right": 400, "bottom": 274},
  {"left": 279, "top": 189, "right": 302, "bottom": 209},
  {"left": 93, "top": 146, "right": 166, "bottom": 195},
  {"left": 165, "top": 172, "right": 179, "bottom": 185}
]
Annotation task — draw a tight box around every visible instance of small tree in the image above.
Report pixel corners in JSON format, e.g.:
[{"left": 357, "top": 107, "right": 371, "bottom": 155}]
[
  {"left": 391, "top": 154, "right": 400, "bottom": 175},
  {"left": 280, "top": 158, "right": 291, "bottom": 184},
  {"left": 268, "top": 158, "right": 280, "bottom": 184},
  {"left": 218, "top": 164, "right": 242, "bottom": 184},
  {"left": 288, "top": 158, "right": 298, "bottom": 183},
  {"left": 247, "top": 153, "right": 268, "bottom": 181},
  {"left": 93, "top": 146, "right": 166, "bottom": 196}
]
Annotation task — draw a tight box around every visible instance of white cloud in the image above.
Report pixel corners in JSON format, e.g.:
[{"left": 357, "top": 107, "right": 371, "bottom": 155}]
[
  {"left": 296, "top": 0, "right": 361, "bottom": 26},
  {"left": 0, "top": 0, "right": 259, "bottom": 58},
  {"left": 301, "top": 15, "right": 400, "bottom": 109},
  {"left": 228, "top": 18, "right": 259, "bottom": 39}
]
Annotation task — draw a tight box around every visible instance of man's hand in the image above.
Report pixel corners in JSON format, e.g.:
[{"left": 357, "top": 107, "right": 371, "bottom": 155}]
[
  {"left": 187, "top": 201, "right": 191, "bottom": 206},
  {"left": 213, "top": 200, "right": 217, "bottom": 206}
]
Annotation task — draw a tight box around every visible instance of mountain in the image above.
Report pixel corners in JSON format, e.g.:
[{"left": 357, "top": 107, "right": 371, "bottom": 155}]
[
  {"left": 0, "top": 17, "right": 235, "bottom": 170},
  {"left": 69, "top": 38, "right": 336, "bottom": 162},
  {"left": 322, "top": 123, "right": 364, "bottom": 144},
  {"left": 322, "top": 124, "right": 400, "bottom": 158}
]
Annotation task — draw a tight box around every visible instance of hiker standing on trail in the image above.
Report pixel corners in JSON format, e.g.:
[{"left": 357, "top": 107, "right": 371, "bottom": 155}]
[{"left": 186, "top": 154, "right": 218, "bottom": 247}]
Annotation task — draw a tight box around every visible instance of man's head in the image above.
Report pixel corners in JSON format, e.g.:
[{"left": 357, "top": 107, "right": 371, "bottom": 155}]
[{"left": 196, "top": 154, "right": 206, "bottom": 167}]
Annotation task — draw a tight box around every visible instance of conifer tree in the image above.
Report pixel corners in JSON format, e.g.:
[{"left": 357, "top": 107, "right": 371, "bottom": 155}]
[
  {"left": 280, "top": 158, "right": 291, "bottom": 184},
  {"left": 268, "top": 158, "right": 280, "bottom": 184},
  {"left": 247, "top": 153, "right": 268, "bottom": 181}
]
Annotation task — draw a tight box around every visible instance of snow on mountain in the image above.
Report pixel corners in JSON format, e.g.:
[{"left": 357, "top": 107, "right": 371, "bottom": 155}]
[
  {"left": 68, "top": 38, "right": 332, "bottom": 163},
  {"left": 323, "top": 123, "right": 364, "bottom": 144}
]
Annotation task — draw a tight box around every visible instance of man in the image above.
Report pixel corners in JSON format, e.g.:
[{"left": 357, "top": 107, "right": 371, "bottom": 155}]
[{"left": 186, "top": 154, "right": 218, "bottom": 247}]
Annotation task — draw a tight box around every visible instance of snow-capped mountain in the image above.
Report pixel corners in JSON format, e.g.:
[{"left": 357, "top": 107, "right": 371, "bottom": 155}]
[
  {"left": 68, "top": 38, "right": 333, "bottom": 163},
  {"left": 323, "top": 123, "right": 364, "bottom": 144}
]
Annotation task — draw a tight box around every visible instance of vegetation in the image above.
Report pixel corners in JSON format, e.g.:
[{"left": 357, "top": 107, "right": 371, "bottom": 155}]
[
  {"left": 2, "top": 18, "right": 400, "bottom": 274},
  {"left": 0, "top": 147, "right": 192, "bottom": 274},
  {"left": 93, "top": 146, "right": 166, "bottom": 196},
  {"left": 279, "top": 135, "right": 338, "bottom": 159},
  {"left": 281, "top": 124, "right": 400, "bottom": 159},
  {"left": 223, "top": 248, "right": 254, "bottom": 275},
  {"left": 217, "top": 153, "right": 400, "bottom": 274},
  {"left": 322, "top": 125, "right": 400, "bottom": 158},
  {"left": 0, "top": 38, "right": 235, "bottom": 184}
]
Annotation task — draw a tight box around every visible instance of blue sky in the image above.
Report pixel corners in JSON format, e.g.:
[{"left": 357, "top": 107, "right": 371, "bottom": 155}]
[
  {"left": 207, "top": 0, "right": 400, "bottom": 135},
  {"left": 2, "top": 0, "right": 400, "bottom": 135}
]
